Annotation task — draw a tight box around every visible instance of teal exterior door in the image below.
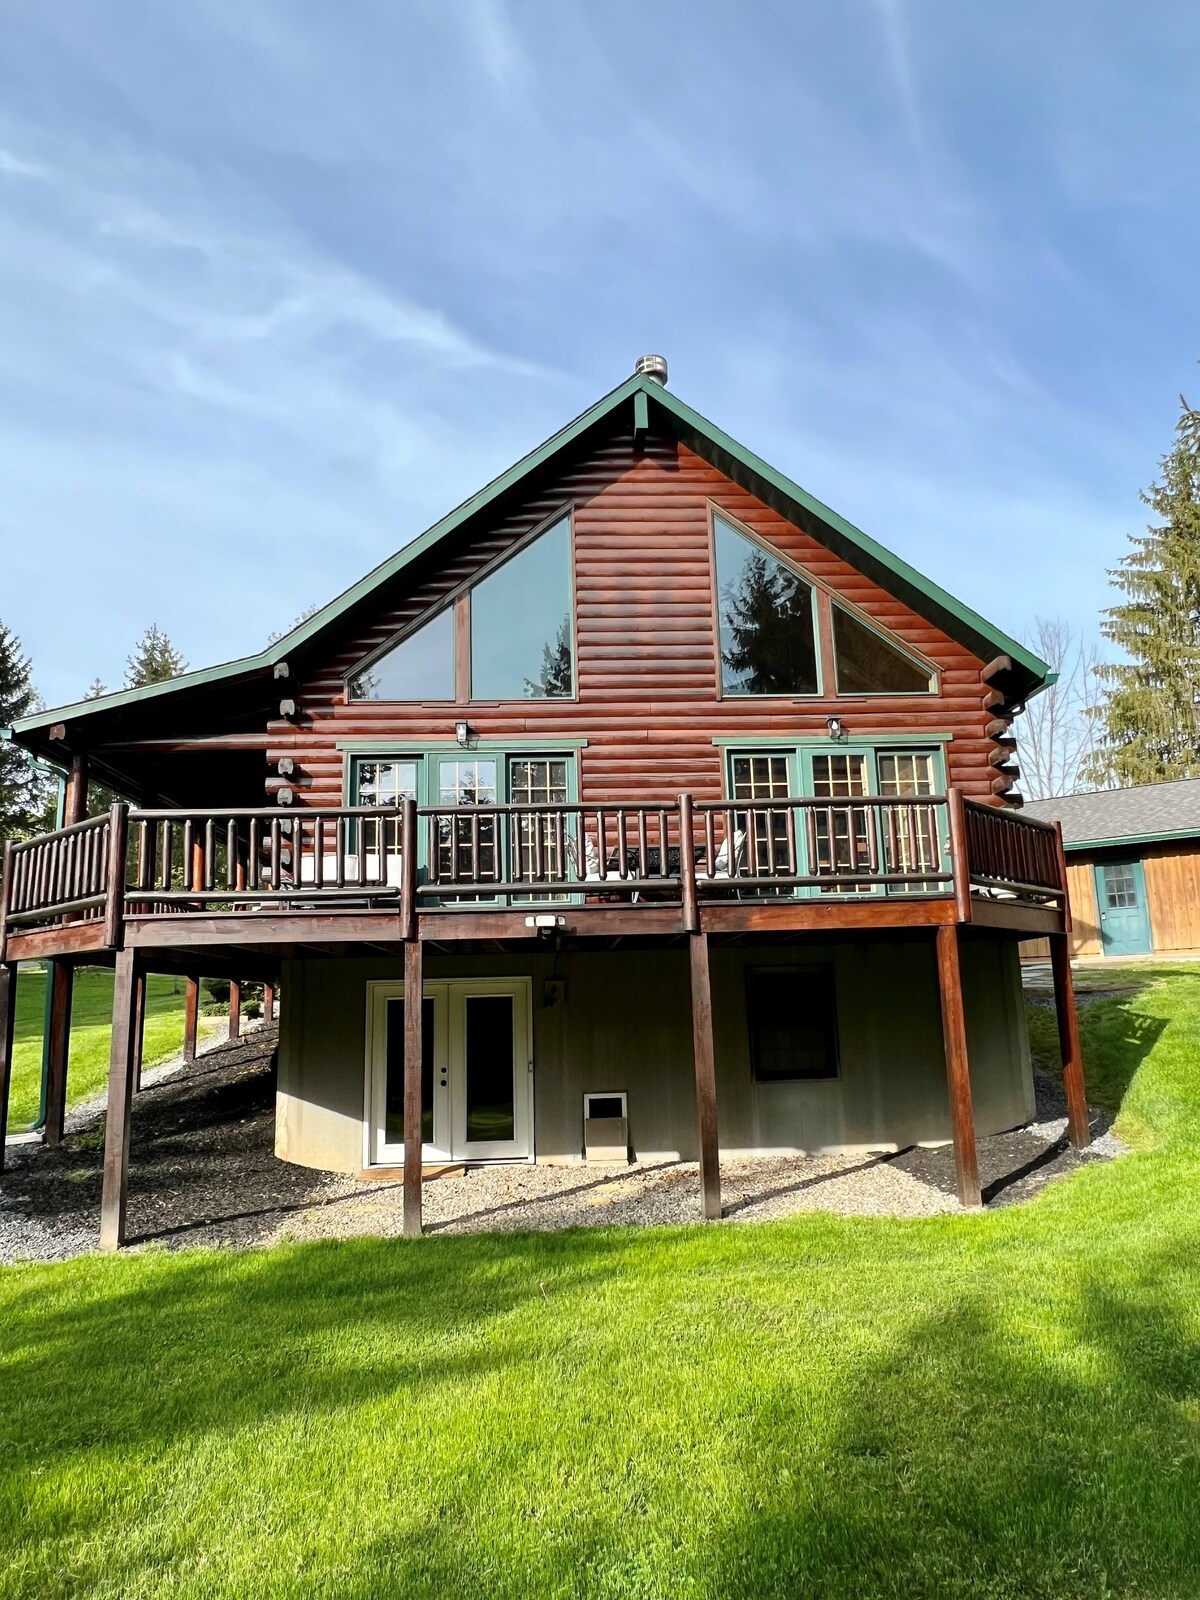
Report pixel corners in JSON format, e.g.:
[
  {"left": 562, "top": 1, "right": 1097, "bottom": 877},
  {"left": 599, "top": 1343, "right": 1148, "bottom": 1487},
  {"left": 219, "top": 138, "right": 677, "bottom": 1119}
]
[{"left": 1094, "top": 860, "right": 1152, "bottom": 957}]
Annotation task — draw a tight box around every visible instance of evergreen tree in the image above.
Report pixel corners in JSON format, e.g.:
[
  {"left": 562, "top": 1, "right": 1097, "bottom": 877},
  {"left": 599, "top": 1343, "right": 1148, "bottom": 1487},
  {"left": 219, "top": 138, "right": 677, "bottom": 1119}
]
[
  {"left": 1086, "top": 396, "right": 1200, "bottom": 787},
  {"left": 0, "top": 620, "right": 50, "bottom": 843},
  {"left": 84, "top": 677, "right": 107, "bottom": 699},
  {"left": 125, "top": 625, "right": 187, "bottom": 688},
  {"left": 721, "top": 552, "right": 818, "bottom": 694},
  {"left": 524, "top": 616, "right": 573, "bottom": 698}
]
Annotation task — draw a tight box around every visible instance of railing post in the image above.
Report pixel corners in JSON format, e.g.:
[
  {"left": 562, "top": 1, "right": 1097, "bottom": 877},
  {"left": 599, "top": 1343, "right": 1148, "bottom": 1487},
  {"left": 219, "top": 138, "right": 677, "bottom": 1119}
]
[
  {"left": 678, "top": 794, "right": 699, "bottom": 933},
  {"left": 0, "top": 840, "right": 13, "bottom": 966},
  {"left": 400, "top": 797, "right": 417, "bottom": 941},
  {"left": 1053, "top": 820, "right": 1073, "bottom": 934},
  {"left": 104, "top": 802, "right": 129, "bottom": 950},
  {"left": 947, "top": 788, "right": 971, "bottom": 924}
]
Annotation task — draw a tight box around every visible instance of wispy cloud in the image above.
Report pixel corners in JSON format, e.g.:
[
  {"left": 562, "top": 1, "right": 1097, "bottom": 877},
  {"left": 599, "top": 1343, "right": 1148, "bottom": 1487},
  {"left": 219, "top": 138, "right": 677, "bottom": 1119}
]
[{"left": 0, "top": 0, "right": 1195, "bottom": 702}]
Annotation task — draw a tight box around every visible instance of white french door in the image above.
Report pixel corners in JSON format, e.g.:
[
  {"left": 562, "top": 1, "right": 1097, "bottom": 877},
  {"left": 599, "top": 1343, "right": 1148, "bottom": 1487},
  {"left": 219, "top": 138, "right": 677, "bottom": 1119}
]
[{"left": 367, "top": 978, "right": 533, "bottom": 1166}]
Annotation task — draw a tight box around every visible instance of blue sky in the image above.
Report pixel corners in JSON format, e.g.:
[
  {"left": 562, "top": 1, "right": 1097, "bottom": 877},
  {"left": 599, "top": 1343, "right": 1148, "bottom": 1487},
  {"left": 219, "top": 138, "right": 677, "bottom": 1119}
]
[{"left": 1, "top": 0, "right": 1197, "bottom": 707}]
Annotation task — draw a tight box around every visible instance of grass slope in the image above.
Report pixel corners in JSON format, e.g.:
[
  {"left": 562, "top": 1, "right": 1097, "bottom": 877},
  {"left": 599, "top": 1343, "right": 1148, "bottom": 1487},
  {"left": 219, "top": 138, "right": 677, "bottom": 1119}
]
[
  {"left": 2, "top": 967, "right": 1199, "bottom": 1599},
  {"left": 7, "top": 968, "right": 188, "bottom": 1132}
]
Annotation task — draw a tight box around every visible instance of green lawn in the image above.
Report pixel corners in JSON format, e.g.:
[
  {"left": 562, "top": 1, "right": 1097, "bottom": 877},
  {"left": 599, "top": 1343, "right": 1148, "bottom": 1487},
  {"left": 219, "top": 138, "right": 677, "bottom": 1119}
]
[
  {"left": 2, "top": 967, "right": 1199, "bottom": 1599},
  {"left": 6, "top": 968, "right": 189, "bottom": 1132}
]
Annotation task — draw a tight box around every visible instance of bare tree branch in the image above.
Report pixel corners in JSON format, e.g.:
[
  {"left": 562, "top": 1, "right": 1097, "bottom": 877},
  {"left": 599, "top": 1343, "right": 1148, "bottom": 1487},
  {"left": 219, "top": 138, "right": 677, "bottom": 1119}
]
[{"left": 1018, "top": 618, "right": 1101, "bottom": 798}]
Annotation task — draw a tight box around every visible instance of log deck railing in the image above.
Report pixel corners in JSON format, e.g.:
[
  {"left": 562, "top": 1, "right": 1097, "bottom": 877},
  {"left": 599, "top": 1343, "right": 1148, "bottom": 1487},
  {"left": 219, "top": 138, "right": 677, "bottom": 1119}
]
[{"left": 0, "top": 791, "right": 1068, "bottom": 954}]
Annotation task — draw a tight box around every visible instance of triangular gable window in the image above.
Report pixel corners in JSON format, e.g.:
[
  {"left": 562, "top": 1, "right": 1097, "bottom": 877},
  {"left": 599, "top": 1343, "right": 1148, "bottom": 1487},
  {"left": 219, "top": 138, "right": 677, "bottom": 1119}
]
[
  {"left": 832, "top": 606, "right": 933, "bottom": 694},
  {"left": 471, "top": 515, "right": 573, "bottom": 699},
  {"left": 714, "top": 515, "right": 819, "bottom": 696},
  {"left": 348, "top": 606, "right": 454, "bottom": 701}
]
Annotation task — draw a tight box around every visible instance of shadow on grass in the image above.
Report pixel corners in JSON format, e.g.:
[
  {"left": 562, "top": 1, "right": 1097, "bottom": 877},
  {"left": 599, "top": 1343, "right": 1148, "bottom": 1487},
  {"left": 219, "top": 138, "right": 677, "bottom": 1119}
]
[{"left": 2, "top": 1220, "right": 1199, "bottom": 1599}]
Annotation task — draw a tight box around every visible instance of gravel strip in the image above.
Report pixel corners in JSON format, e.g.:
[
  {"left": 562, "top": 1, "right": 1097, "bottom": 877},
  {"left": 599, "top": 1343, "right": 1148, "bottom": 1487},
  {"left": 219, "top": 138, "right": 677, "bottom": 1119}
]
[{"left": 2, "top": 1024, "right": 1125, "bottom": 1264}]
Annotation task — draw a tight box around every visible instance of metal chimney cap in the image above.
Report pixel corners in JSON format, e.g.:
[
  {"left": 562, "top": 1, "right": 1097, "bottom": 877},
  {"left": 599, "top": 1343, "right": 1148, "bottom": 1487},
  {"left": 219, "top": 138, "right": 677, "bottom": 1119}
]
[{"left": 634, "top": 353, "right": 668, "bottom": 385}]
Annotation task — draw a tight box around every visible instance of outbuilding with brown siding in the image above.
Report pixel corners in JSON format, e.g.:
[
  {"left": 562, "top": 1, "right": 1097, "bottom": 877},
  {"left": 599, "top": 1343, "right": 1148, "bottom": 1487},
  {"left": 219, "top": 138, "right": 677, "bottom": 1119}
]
[{"left": 1024, "top": 779, "right": 1200, "bottom": 958}]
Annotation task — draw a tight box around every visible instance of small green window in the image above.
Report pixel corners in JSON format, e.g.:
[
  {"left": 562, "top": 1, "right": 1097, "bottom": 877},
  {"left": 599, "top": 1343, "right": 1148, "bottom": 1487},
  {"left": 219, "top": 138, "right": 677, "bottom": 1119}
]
[
  {"left": 832, "top": 607, "right": 932, "bottom": 695},
  {"left": 349, "top": 610, "right": 454, "bottom": 701}
]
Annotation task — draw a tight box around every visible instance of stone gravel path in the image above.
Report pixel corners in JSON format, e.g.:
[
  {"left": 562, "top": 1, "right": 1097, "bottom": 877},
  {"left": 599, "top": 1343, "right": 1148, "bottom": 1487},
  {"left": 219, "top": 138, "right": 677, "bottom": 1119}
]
[{"left": 1, "top": 1018, "right": 1124, "bottom": 1264}]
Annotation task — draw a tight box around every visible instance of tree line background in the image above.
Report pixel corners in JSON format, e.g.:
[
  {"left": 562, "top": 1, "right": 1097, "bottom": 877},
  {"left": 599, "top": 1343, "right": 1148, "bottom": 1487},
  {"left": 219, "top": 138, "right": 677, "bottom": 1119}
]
[{"left": 4, "top": 386, "right": 1200, "bottom": 839}]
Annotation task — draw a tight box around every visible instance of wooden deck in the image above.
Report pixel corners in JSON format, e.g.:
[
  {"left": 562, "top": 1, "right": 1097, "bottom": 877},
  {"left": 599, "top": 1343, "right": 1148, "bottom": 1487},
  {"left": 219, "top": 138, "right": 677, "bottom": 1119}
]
[
  {"left": 0, "top": 792, "right": 1084, "bottom": 1251},
  {"left": 0, "top": 790, "right": 1069, "bottom": 968}
]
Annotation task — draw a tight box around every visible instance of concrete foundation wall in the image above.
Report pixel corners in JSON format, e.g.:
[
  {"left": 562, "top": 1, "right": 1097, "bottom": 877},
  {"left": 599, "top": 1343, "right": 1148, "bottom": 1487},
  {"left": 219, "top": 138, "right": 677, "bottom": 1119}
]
[{"left": 275, "top": 935, "right": 1035, "bottom": 1173}]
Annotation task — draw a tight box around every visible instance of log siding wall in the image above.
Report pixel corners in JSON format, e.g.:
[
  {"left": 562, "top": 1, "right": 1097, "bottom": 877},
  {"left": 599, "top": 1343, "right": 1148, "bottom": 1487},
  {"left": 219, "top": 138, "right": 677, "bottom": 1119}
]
[{"left": 267, "top": 428, "right": 1009, "bottom": 807}]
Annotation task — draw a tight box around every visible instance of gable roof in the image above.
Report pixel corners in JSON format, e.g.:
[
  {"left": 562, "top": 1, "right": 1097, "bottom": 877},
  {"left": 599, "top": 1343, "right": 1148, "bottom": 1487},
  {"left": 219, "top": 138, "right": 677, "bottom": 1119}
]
[
  {"left": 11, "top": 369, "right": 1050, "bottom": 773},
  {"left": 1024, "top": 779, "right": 1200, "bottom": 850}
]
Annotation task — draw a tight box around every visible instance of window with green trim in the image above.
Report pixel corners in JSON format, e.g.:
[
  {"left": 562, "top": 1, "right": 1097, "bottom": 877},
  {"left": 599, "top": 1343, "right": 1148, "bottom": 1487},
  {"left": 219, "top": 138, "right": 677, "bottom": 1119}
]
[
  {"left": 471, "top": 516, "right": 574, "bottom": 699},
  {"left": 714, "top": 515, "right": 819, "bottom": 696},
  {"left": 724, "top": 744, "right": 947, "bottom": 895},
  {"left": 832, "top": 606, "right": 933, "bottom": 695},
  {"left": 348, "top": 610, "right": 454, "bottom": 701}
]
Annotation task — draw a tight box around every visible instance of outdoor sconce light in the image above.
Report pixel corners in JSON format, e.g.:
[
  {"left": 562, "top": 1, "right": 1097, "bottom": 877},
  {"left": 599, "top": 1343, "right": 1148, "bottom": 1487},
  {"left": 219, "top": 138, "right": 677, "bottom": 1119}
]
[
  {"left": 826, "top": 716, "right": 846, "bottom": 741},
  {"left": 454, "top": 719, "right": 471, "bottom": 747}
]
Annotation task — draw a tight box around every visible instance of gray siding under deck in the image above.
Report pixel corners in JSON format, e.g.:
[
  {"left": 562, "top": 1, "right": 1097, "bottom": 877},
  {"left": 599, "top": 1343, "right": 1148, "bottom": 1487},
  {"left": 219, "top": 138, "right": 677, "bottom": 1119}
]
[{"left": 275, "top": 936, "right": 1034, "bottom": 1174}]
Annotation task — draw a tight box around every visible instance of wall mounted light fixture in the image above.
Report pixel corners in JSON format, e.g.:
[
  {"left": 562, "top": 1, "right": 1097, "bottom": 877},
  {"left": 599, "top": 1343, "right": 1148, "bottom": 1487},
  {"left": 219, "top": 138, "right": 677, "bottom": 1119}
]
[
  {"left": 455, "top": 719, "right": 471, "bottom": 747},
  {"left": 826, "top": 716, "right": 846, "bottom": 741}
]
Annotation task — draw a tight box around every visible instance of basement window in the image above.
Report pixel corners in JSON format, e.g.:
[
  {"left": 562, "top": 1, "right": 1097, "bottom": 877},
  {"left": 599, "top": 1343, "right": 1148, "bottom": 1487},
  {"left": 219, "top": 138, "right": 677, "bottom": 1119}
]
[{"left": 746, "top": 967, "right": 839, "bottom": 1082}]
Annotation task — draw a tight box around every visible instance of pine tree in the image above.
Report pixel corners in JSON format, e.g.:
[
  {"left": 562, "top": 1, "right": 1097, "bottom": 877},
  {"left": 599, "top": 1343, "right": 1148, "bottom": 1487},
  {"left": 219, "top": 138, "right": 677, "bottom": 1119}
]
[
  {"left": 721, "top": 552, "right": 816, "bottom": 694},
  {"left": 0, "top": 620, "right": 51, "bottom": 843},
  {"left": 524, "top": 617, "right": 573, "bottom": 697},
  {"left": 125, "top": 625, "right": 187, "bottom": 688},
  {"left": 84, "top": 677, "right": 107, "bottom": 699},
  {"left": 1086, "top": 397, "right": 1200, "bottom": 787}
]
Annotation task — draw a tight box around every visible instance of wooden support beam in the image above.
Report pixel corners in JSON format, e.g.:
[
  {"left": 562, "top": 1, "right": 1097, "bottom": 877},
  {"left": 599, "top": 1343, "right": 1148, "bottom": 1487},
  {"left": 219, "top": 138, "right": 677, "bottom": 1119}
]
[
  {"left": 934, "top": 924, "right": 981, "bottom": 1208},
  {"left": 64, "top": 752, "right": 89, "bottom": 826},
  {"left": 687, "top": 929, "right": 721, "bottom": 1220},
  {"left": 183, "top": 977, "right": 199, "bottom": 1064},
  {"left": 263, "top": 983, "right": 275, "bottom": 1024},
  {"left": 1050, "top": 933, "right": 1091, "bottom": 1150},
  {"left": 0, "top": 964, "right": 16, "bottom": 1175},
  {"left": 403, "top": 938, "right": 424, "bottom": 1239},
  {"left": 131, "top": 970, "right": 147, "bottom": 1093},
  {"left": 228, "top": 981, "right": 242, "bottom": 1041},
  {"left": 99, "top": 949, "right": 138, "bottom": 1251},
  {"left": 43, "top": 960, "right": 73, "bottom": 1145}
]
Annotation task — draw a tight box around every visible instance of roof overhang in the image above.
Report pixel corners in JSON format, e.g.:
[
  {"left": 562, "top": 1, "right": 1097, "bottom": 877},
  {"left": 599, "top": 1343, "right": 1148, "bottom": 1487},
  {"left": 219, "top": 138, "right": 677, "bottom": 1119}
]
[{"left": 11, "top": 370, "right": 1050, "bottom": 791}]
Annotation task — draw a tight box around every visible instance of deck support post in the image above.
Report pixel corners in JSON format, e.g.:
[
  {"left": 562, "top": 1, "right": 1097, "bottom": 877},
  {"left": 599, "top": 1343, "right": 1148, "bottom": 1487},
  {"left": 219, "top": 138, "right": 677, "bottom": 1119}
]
[
  {"left": 263, "top": 983, "right": 275, "bottom": 1025},
  {"left": 183, "top": 977, "right": 199, "bottom": 1063},
  {"left": 687, "top": 928, "right": 722, "bottom": 1220},
  {"left": 228, "top": 981, "right": 241, "bottom": 1042},
  {"left": 403, "top": 937, "right": 423, "bottom": 1238},
  {"left": 1050, "top": 932, "right": 1090, "bottom": 1149},
  {"left": 131, "top": 970, "right": 147, "bottom": 1093},
  {"left": 99, "top": 948, "right": 138, "bottom": 1251},
  {"left": 0, "top": 964, "right": 17, "bottom": 1174},
  {"left": 43, "top": 960, "right": 74, "bottom": 1144},
  {"left": 935, "top": 924, "right": 982, "bottom": 1208}
]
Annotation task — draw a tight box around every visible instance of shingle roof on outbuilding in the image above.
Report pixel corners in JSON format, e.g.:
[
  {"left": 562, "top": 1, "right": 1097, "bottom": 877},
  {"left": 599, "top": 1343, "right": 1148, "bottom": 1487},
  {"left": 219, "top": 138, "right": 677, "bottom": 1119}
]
[{"left": 1024, "top": 778, "right": 1200, "bottom": 848}]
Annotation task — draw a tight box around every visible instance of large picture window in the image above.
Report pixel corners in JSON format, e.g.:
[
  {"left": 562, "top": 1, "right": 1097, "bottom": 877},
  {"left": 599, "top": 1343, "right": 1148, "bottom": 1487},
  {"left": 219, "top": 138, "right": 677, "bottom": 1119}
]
[
  {"left": 471, "top": 516, "right": 574, "bottom": 700},
  {"left": 746, "top": 967, "right": 839, "bottom": 1082},
  {"left": 714, "top": 515, "right": 819, "bottom": 696}
]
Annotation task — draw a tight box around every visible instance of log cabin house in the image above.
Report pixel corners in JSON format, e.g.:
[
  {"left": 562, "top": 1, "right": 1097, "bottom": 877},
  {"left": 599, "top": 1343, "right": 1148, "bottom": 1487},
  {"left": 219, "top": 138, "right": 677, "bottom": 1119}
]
[
  {"left": 1024, "top": 779, "right": 1200, "bottom": 959},
  {"left": 0, "top": 356, "right": 1089, "bottom": 1249}
]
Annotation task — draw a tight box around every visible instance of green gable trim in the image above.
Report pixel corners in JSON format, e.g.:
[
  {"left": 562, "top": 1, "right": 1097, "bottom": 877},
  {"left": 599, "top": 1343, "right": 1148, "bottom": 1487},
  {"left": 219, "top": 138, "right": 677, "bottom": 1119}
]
[
  {"left": 649, "top": 382, "right": 1047, "bottom": 691},
  {"left": 335, "top": 738, "right": 589, "bottom": 753},
  {"left": 712, "top": 732, "right": 954, "bottom": 747},
  {"left": 1063, "top": 827, "right": 1200, "bottom": 853},
  {"left": 13, "top": 369, "right": 1048, "bottom": 747}
]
